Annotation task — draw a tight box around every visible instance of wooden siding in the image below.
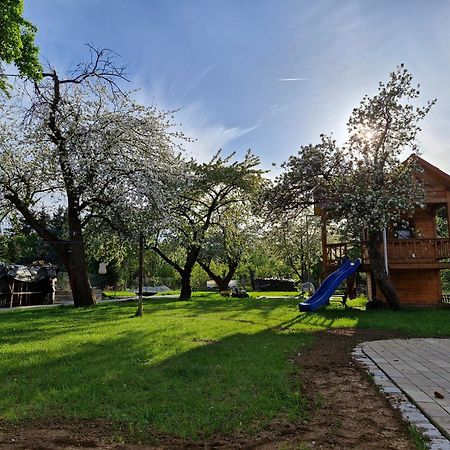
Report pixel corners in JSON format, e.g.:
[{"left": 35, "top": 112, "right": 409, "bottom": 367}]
[
  {"left": 414, "top": 207, "right": 436, "bottom": 238},
  {"left": 377, "top": 270, "right": 441, "bottom": 306}
]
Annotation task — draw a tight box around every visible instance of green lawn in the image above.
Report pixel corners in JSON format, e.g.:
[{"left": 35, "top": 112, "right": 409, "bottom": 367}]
[
  {"left": 102, "top": 289, "right": 300, "bottom": 298},
  {"left": 102, "top": 290, "right": 136, "bottom": 297},
  {"left": 1, "top": 294, "right": 450, "bottom": 441}
]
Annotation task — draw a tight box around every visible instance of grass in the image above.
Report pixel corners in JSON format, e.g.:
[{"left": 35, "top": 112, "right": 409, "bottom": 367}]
[
  {"left": 102, "top": 290, "right": 178, "bottom": 298},
  {"left": 102, "top": 289, "right": 301, "bottom": 298},
  {"left": 408, "top": 424, "right": 431, "bottom": 450},
  {"left": 1, "top": 294, "right": 450, "bottom": 441},
  {"left": 102, "top": 290, "right": 135, "bottom": 297},
  {"left": 248, "top": 290, "right": 299, "bottom": 298}
]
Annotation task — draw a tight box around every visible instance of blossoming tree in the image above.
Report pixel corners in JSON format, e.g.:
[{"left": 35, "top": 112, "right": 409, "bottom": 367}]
[
  {"left": 270, "top": 66, "right": 434, "bottom": 309},
  {"left": 0, "top": 47, "right": 185, "bottom": 306}
]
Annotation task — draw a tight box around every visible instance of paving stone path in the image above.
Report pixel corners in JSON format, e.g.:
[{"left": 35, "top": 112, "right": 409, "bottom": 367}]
[{"left": 358, "top": 338, "right": 450, "bottom": 449}]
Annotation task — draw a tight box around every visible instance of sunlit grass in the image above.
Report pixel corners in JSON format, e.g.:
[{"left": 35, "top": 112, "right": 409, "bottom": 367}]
[
  {"left": 1, "top": 295, "right": 449, "bottom": 440},
  {"left": 102, "top": 290, "right": 135, "bottom": 297}
]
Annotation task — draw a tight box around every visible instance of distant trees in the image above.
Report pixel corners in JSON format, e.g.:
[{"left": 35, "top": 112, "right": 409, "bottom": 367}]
[
  {"left": 86, "top": 230, "right": 179, "bottom": 290},
  {"left": 0, "top": 47, "right": 185, "bottom": 306},
  {"left": 0, "top": 0, "right": 42, "bottom": 92},
  {"left": 266, "top": 214, "right": 321, "bottom": 283},
  {"left": 271, "top": 66, "right": 434, "bottom": 309},
  {"left": 0, "top": 209, "right": 66, "bottom": 266},
  {"left": 198, "top": 206, "right": 256, "bottom": 292},
  {"left": 150, "top": 151, "right": 263, "bottom": 300}
]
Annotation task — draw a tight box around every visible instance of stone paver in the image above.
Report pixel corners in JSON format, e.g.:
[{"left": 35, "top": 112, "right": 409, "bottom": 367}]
[{"left": 361, "top": 338, "right": 450, "bottom": 444}]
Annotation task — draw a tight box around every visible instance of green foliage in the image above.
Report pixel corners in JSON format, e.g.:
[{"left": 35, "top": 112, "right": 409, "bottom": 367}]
[
  {"left": 151, "top": 150, "right": 265, "bottom": 298},
  {"left": 0, "top": 209, "right": 67, "bottom": 265},
  {"left": 436, "top": 207, "right": 449, "bottom": 238},
  {"left": 236, "top": 235, "right": 298, "bottom": 287},
  {"left": 441, "top": 269, "right": 450, "bottom": 294},
  {"left": 266, "top": 214, "right": 322, "bottom": 283},
  {"left": 190, "top": 263, "right": 209, "bottom": 289},
  {"left": 408, "top": 424, "right": 430, "bottom": 450},
  {"left": 269, "top": 135, "right": 345, "bottom": 215},
  {"left": 0, "top": 0, "right": 42, "bottom": 91},
  {"left": 163, "top": 150, "right": 263, "bottom": 254},
  {"left": 90, "top": 242, "right": 179, "bottom": 290},
  {"left": 198, "top": 203, "right": 259, "bottom": 287}
]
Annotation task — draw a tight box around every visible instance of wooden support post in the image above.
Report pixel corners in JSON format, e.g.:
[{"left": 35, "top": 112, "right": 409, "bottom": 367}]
[
  {"left": 370, "top": 271, "right": 377, "bottom": 300},
  {"left": 447, "top": 192, "right": 450, "bottom": 238},
  {"left": 9, "top": 281, "right": 13, "bottom": 308},
  {"left": 135, "top": 232, "right": 144, "bottom": 317},
  {"left": 321, "top": 212, "right": 328, "bottom": 280},
  {"left": 437, "top": 268, "right": 443, "bottom": 303}
]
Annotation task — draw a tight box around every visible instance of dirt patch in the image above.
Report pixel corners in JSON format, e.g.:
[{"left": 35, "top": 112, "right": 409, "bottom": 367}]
[
  {"left": 282, "top": 327, "right": 417, "bottom": 450},
  {"left": 0, "top": 329, "right": 417, "bottom": 449},
  {"left": 0, "top": 419, "right": 136, "bottom": 450}
]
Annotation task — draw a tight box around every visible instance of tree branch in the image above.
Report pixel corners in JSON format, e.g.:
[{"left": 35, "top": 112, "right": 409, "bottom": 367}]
[{"left": 150, "top": 245, "right": 183, "bottom": 275}]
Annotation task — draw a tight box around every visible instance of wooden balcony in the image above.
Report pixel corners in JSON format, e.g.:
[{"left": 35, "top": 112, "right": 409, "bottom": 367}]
[
  {"left": 384, "top": 239, "right": 450, "bottom": 262},
  {"left": 325, "top": 239, "right": 450, "bottom": 271}
]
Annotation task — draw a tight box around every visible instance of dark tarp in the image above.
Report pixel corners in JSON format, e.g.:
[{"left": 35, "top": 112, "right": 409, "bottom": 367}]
[{"left": 0, "top": 262, "right": 58, "bottom": 283}]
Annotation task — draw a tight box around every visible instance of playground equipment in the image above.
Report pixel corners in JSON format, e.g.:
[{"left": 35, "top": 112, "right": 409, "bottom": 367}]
[
  {"left": 298, "top": 258, "right": 361, "bottom": 312},
  {"left": 317, "top": 156, "right": 450, "bottom": 307}
]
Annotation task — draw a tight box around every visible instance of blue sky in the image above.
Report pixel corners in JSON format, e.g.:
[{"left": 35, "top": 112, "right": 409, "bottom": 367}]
[{"left": 26, "top": 0, "right": 450, "bottom": 173}]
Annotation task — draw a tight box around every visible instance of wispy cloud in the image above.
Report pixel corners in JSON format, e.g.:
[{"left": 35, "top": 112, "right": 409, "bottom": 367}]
[
  {"left": 268, "top": 104, "right": 288, "bottom": 116},
  {"left": 276, "top": 77, "right": 311, "bottom": 82},
  {"left": 179, "top": 103, "right": 258, "bottom": 161},
  {"left": 133, "top": 84, "right": 258, "bottom": 162},
  {"left": 182, "top": 64, "right": 217, "bottom": 97}
]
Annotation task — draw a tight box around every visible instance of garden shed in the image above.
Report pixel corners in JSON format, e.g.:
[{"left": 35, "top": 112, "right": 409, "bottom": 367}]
[{"left": 0, "top": 262, "right": 57, "bottom": 308}]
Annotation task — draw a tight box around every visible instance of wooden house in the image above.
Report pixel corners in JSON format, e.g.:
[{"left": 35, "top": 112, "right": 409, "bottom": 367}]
[{"left": 320, "top": 155, "right": 450, "bottom": 307}]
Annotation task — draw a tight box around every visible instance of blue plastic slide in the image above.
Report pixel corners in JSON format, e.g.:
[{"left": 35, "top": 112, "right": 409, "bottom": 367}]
[{"left": 298, "top": 258, "right": 361, "bottom": 312}]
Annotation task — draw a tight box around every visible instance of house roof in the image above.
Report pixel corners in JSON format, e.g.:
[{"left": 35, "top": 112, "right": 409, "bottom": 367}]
[{"left": 408, "top": 153, "right": 450, "bottom": 188}]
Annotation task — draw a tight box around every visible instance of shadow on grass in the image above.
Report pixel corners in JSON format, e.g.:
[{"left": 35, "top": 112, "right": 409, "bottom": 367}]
[
  {"left": 0, "top": 296, "right": 301, "bottom": 345},
  {"left": 0, "top": 327, "right": 314, "bottom": 440},
  {"left": 0, "top": 302, "right": 140, "bottom": 345},
  {"left": 1, "top": 296, "right": 450, "bottom": 441},
  {"left": 3, "top": 295, "right": 450, "bottom": 347}
]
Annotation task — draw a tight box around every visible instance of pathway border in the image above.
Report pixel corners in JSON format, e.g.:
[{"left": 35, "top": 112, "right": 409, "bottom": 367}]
[{"left": 353, "top": 340, "right": 450, "bottom": 450}]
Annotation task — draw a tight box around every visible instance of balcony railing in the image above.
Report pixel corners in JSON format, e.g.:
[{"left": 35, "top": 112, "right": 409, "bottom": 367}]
[
  {"left": 326, "top": 243, "right": 348, "bottom": 265},
  {"left": 384, "top": 238, "right": 450, "bottom": 262},
  {"left": 325, "top": 238, "right": 450, "bottom": 268}
]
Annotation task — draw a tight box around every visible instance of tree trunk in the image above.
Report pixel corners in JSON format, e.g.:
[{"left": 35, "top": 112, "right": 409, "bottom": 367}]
[
  {"left": 177, "top": 247, "right": 202, "bottom": 301},
  {"left": 215, "top": 280, "right": 229, "bottom": 292},
  {"left": 65, "top": 211, "right": 96, "bottom": 307},
  {"left": 180, "top": 273, "right": 192, "bottom": 300},
  {"left": 249, "top": 268, "right": 256, "bottom": 290},
  {"left": 198, "top": 260, "right": 238, "bottom": 292},
  {"left": 66, "top": 248, "right": 96, "bottom": 307},
  {"left": 368, "top": 230, "right": 400, "bottom": 310},
  {"left": 150, "top": 245, "right": 197, "bottom": 301}
]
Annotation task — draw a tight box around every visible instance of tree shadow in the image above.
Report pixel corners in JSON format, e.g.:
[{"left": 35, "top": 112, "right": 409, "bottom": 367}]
[
  {"left": 0, "top": 328, "right": 314, "bottom": 439},
  {"left": 0, "top": 296, "right": 357, "bottom": 346},
  {"left": 3, "top": 295, "right": 449, "bottom": 441}
]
